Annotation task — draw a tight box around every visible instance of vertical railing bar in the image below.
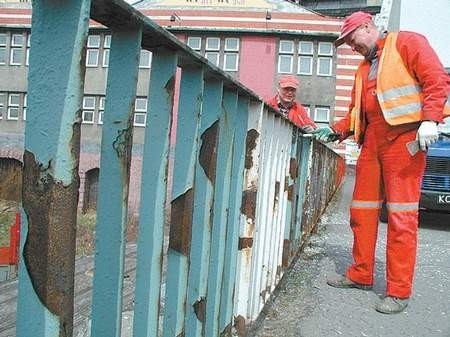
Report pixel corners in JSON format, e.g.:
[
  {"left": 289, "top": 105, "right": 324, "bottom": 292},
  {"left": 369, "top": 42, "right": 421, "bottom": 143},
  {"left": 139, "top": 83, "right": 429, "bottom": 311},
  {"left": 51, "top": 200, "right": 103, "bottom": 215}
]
[
  {"left": 275, "top": 131, "right": 292, "bottom": 281},
  {"left": 258, "top": 113, "right": 277, "bottom": 307},
  {"left": 218, "top": 95, "right": 249, "bottom": 335},
  {"left": 204, "top": 88, "right": 238, "bottom": 337},
  {"left": 162, "top": 65, "right": 204, "bottom": 337},
  {"left": 233, "top": 100, "right": 263, "bottom": 324},
  {"left": 17, "top": 1, "right": 91, "bottom": 336},
  {"left": 132, "top": 48, "right": 178, "bottom": 337},
  {"left": 287, "top": 130, "right": 300, "bottom": 256},
  {"left": 90, "top": 24, "right": 142, "bottom": 337},
  {"left": 266, "top": 117, "right": 283, "bottom": 291},
  {"left": 184, "top": 78, "right": 224, "bottom": 337},
  {"left": 248, "top": 108, "right": 270, "bottom": 319}
]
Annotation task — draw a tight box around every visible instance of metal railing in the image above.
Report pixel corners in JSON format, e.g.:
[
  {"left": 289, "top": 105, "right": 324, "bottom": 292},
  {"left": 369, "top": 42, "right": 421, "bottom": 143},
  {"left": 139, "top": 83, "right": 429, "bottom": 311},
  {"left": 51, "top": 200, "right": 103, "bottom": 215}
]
[{"left": 16, "top": 0, "right": 345, "bottom": 336}]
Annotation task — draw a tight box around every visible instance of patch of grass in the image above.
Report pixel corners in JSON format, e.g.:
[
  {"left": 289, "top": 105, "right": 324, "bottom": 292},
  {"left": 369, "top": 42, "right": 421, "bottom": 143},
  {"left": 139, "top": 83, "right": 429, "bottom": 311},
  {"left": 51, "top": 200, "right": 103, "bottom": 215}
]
[
  {"left": 75, "top": 210, "right": 139, "bottom": 257},
  {"left": 75, "top": 210, "right": 97, "bottom": 257},
  {"left": 0, "top": 199, "right": 139, "bottom": 257},
  {"left": 0, "top": 200, "right": 20, "bottom": 247}
]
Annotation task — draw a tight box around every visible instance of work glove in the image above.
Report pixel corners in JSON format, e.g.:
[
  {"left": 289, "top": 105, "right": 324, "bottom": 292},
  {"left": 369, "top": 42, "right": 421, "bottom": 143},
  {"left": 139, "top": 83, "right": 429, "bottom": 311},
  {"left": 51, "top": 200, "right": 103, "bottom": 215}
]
[
  {"left": 416, "top": 121, "right": 438, "bottom": 151},
  {"left": 312, "top": 127, "right": 334, "bottom": 142},
  {"left": 301, "top": 125, "right": 315, "bottom": 134}
]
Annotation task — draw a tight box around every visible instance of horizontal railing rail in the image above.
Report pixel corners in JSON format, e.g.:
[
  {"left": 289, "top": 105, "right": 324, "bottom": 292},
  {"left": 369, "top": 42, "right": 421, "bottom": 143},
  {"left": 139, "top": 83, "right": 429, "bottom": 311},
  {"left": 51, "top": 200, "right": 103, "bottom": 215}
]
[{"left": 15, "top": 1, "right": 345, "bottom": 336}]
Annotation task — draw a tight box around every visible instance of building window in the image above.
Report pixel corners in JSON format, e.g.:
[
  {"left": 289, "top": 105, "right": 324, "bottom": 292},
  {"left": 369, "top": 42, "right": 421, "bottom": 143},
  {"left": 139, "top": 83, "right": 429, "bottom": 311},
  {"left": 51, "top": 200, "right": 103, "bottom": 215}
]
[
  {"left": 223, "top": 38, "right": 239, "bottom": 71},
  {"left": 7, "top": 93, "right": 20, "bottom": 120},
  {"left": 139, "top": 50, "right": 152, "bottom": 68},
  {"left": 98, "top": 96, "right": 105, "bottom": 124},
  {"left": 134, "top": 98, "right": 147, "bottom": 127},
  {"left": 205, "top": 37, "right": 220, "bottom": 67},
  {"left": 26, "top": 34, "right": 31, "bottom": 66},
  {"left": 278, "top": 40, "right": 294, "bottom": 73},
  {"left": 0, "top": 33, "right": 7, "bottom": 65},
  {"left": 0, "top": 92, "right": 5, "bottom": 119},
  {"left": 10, "top": 33, "right": 23, "bottom": 66},
  {"left": 82, "top": 96, "right": 95, "bottom": 124},
  {"left": 102, "top": 34, "right": 111, "bottom": 67},
  {"left": 298, "top": 41, "right": 313, "bottom": 75},
  {"left": 317, "top": 42, "right": 333, "bottom": 76},
  {"left": 23, "top": 93, "right": 27, "bottom": 120},
  {"left": 187, "top": 36, "right": 201, "bottom": 51},
  {"left": 187, "top": 36, "right": 240, "bottom": 72},
  {"left": 86, "top": 35, "right": 100, "bottom": 67},
  {"left": 314, "top": 106, "right": 330, "bottom": 123}
]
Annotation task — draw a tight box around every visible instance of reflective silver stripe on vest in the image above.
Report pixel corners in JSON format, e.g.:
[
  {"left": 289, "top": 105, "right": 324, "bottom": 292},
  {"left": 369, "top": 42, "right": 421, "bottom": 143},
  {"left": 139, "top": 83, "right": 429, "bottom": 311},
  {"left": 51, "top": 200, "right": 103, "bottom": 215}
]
[
  {"left": 351, "top": 200, "right": 383, "bottom": 209},
  {"left": 386, "top": 202, "right": 419, "bottom": 212},
  {"left": 382, "top": 102, "right": 423, "bottom": 119},
  {"left": 378, "top": 84, "right": 422, "bottom": 103}
]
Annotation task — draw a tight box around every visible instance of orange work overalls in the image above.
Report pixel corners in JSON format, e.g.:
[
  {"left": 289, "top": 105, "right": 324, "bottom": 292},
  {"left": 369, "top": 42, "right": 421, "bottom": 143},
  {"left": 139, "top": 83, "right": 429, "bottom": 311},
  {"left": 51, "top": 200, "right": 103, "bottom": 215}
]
[{"left": 346, "top": 67, "right": 427, "bottom": 299}]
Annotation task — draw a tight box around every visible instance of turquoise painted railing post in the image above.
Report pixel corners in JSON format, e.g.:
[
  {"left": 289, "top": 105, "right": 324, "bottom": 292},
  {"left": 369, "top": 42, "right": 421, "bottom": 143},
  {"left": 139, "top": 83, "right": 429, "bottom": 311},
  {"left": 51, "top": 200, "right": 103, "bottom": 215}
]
[
  {"left": 90, "top": 25, "right": 143, "bottom": 337},
  {"left": 163, "top": 65, "right": 204, "bottom": 337},
  {"left": 294, "top": 135, "right": 313, "bottom": 244},
  {"left": 283, "top": 130, "right": 299, "bottom": 266},
  {"left": 17, "top": 1, "right": 91, "bottom": 336},
  {"left": 218, "top": 95, "right": 249, "bottom": 334},
  {"left": 204, "top": 88, "right": 238, "bottom": 337},
  {"left": 184, "top": 78, "right": 224, "bottom": 337},
  {"left": 133, "top": 48, "right": 178, "bottom": 337}
]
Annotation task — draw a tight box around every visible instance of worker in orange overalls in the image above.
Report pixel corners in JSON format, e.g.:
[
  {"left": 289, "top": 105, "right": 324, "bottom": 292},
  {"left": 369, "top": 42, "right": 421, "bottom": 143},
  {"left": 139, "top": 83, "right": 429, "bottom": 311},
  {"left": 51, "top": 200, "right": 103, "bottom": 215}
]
[
  {"left": 267, "top": 75, "right": 317, "bottom": 132},
  {"left": 314, "top": 11, "right": 450, "bottom": 314}
]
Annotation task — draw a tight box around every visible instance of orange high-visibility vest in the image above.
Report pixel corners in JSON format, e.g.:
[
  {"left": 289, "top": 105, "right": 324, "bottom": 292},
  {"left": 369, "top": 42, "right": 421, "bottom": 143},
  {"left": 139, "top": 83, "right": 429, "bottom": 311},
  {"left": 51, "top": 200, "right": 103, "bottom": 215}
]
[{"left": 350, "top": 33, "right": 450, "bottom": 141}]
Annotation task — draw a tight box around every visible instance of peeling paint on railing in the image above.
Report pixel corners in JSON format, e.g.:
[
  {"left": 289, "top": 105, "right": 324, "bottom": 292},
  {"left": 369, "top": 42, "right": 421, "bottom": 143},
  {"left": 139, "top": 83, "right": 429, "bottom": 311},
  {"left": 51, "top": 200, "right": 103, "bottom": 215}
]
[{"left": 16, "top": 1, "right": 345, "bottom": 336}]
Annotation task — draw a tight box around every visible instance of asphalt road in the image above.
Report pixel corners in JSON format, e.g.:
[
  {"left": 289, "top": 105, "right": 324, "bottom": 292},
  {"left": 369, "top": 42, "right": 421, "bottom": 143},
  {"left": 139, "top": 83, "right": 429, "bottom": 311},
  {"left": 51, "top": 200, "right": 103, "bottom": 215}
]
[{"left": 248, "top": 168, "right": 450, "bottom": 337}]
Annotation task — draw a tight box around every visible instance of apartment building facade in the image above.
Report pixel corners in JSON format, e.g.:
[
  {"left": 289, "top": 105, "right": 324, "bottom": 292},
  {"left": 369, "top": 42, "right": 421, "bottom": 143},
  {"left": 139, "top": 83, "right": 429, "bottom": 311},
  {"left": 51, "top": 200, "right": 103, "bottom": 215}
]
[{"left": 0, "top": 0, "right": 365, "bottom": 213}]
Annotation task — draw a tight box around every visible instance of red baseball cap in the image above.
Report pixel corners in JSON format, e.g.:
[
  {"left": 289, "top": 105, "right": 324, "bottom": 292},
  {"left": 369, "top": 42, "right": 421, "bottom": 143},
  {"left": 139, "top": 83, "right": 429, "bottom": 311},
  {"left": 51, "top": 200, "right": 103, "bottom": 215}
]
[
  {"left": 335, "top": 11, "right": 373, "bottom": 47},
  {"left": 278, "top": 75, "right": 299, "bottom": 89}
]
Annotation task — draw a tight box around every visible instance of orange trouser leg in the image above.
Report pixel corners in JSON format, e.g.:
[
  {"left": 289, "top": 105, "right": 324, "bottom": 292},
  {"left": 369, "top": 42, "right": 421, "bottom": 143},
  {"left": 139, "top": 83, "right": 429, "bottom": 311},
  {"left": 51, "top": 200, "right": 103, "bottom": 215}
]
[
  {"left": 382, "top": 131, "right": 426, "bottom": 299},
  {"left": 346, "top": 144, "right": 382, "bottom": 286}
]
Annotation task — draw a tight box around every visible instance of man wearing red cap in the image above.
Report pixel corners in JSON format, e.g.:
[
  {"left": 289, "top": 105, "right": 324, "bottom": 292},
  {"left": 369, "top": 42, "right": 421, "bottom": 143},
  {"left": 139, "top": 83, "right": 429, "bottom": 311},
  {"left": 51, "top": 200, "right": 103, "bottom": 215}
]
[
  {"left": 314, "top": 11, "right": 450, "bottom": 314},
  {"left": 267, "top": 75, "right": 317, "bottom": 132}
]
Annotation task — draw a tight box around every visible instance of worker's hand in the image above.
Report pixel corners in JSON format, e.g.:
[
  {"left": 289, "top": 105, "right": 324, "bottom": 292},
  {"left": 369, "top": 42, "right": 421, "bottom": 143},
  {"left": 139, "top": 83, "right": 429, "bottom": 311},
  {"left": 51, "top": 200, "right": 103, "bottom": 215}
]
[
  {"left": 416, "top": 121, "right": 438, "bottom": 151},
  {"left": 312, "top": 127, "right": 333, "bottom": 142},
  {"left": 301, "top": 125, "right": 315, "bottom": 133}
]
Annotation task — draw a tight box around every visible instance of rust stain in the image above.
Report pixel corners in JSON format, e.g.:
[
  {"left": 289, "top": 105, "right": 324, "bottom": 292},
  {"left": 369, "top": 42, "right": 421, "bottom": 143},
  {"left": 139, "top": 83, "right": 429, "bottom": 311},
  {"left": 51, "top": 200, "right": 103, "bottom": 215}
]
[
  {"left": 199, "top": 121, "right": 219, "bottom": 182},
  {"left": 112, "top": 125, "right": 133, "bottom": 159},
  {"left": 244, "top": 129, "right": 259, "bottom": 169},
  {"left": 282, "top": 239, "right": 290, "bottom": 267},
  {"left": 273, "top": 181, "right": 280, "bottom": 211},
  {"left": 240, "top": 186, "right": 256, "bottom": 222},
  {"left": 234, "top": 315, "right": 247, "bottom": 337},
  {"left": 165, "top": 74, "right": 175, "bottom": 96},
  {"left": 193, "top": 297, "right": 206, "bottom": 323},
  {"left": 289, "top": 157, "right": 298, "bottom": 179},
  {"left": 220, "top": 323, "right": 232, "bottom": 337},
  {"left": 22, "top": 150, "right": 80, "bottom": 336},
  {"left": 238, "top": 237, "right": 253, "bottom": 250},
  {"left": 287, "top": 183, "right": 294, "bottom": 201},
  {"left": 169, "top": 188, "right": 194, "bottom": 255}
]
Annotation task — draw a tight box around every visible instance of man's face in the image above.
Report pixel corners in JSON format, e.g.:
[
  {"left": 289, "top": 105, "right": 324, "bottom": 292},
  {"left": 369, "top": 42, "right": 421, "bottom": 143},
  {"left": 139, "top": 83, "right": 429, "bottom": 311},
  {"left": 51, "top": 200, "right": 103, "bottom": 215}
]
[
  {"left": 345, "top": 23, "right": 377, "bottom": 58},
  {"left": 278, "top": 86, "right": 297, "bottom": 105}
]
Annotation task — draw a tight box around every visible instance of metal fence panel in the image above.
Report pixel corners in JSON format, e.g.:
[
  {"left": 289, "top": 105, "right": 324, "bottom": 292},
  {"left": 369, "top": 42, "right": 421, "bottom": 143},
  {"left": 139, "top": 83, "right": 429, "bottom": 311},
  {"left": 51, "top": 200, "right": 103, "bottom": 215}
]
[{"left": 16, "top": 1, "right": 346, "bottom": 336}]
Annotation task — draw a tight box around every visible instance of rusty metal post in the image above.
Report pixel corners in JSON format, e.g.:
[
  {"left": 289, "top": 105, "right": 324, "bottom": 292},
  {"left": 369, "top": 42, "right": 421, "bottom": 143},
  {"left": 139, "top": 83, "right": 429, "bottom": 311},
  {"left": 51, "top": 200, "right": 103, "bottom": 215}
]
[{"left": 16, "top": 1, "right": 91, "bottom": 336}]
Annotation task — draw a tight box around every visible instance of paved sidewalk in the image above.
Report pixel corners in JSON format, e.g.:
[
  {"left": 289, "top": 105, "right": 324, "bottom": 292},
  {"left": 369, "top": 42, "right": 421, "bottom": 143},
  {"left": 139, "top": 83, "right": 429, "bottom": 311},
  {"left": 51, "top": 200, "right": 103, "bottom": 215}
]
[{"left": 248, "top": 168, "right": 450, "bottom": 337}]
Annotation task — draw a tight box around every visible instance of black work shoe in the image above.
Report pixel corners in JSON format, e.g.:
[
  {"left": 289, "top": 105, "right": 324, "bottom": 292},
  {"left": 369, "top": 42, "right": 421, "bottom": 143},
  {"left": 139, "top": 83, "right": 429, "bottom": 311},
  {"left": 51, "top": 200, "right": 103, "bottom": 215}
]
[
  {"left": 326, "top": 274, "right": 373, "bottom": 290},
  {"left": 375, "top": 296, "right": 409, "bottom": 314}
]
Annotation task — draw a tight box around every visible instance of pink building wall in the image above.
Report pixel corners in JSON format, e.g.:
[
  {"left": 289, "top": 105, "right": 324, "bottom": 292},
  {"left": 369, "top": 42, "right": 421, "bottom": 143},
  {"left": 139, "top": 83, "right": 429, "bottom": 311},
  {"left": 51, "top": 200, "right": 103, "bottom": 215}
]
[{"left": 238, "top": 35, "right": 278, "bottom": 101}]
